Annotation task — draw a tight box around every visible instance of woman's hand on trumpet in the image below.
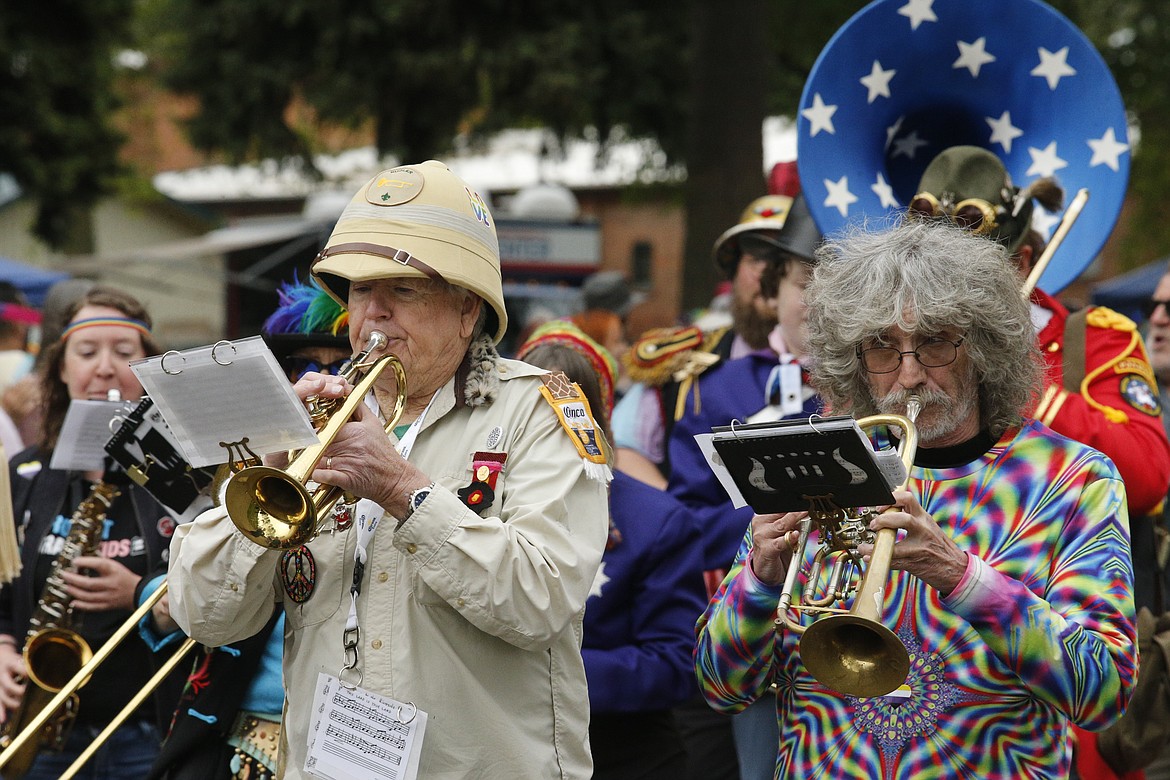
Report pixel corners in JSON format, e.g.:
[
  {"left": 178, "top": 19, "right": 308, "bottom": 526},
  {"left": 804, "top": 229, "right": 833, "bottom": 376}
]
[
  {"left": 750, "top": 511, "right": 808, "bottom": 586},
  {"left": 861, "top": 489, "right": 968, "bottom": 596}
]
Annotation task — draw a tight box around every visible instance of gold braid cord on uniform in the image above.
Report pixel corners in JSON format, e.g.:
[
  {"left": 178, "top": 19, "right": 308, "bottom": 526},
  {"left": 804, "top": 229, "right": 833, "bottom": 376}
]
[
  {"left": 625, "top": 325, "right": 727, "bottom": 420},
  {"left": 1037, "top": 306, "right": 1153, "bottom": 426}
]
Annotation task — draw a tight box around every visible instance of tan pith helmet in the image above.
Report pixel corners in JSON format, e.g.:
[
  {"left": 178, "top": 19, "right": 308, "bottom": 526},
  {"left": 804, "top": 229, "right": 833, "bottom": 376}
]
[{"left": 312, "top": 160, "right": 508, "bottom": 343}]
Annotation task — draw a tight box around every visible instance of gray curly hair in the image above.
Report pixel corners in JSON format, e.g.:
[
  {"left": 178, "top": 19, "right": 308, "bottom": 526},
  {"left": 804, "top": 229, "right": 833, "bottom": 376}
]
[{"left": 805, "top": 219, "right": 1041, "bottom": 437}]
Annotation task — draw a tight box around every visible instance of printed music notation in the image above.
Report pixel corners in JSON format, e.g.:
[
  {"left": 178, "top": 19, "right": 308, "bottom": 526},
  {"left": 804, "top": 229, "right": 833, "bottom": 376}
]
[
  {"left": 328, "top": 710, "right": 408, "bottom": 752},
  {"left": 305, "top": 672, "right": 428, "bottom": 780}
]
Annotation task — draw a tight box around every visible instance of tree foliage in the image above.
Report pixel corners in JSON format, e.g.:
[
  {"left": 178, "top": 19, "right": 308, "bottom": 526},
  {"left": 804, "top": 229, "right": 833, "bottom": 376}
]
[
  {"left": 0, "top": 0, "right": 134, "bottom": 250},
  {"left": 8, "top": 0, "right": 1170, "bottom": 271},
  {"left": 1051, "top": 0, "right": 1170, "bottom": 266},
  {"left": 141, "top": 0, "right": 692, "bottom": 168}
]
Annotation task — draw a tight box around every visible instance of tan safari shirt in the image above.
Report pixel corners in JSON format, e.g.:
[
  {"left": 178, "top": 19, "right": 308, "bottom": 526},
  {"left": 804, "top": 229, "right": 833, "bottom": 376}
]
[{"left": 168, "top": 357, "right": 609, "bottom": 779}]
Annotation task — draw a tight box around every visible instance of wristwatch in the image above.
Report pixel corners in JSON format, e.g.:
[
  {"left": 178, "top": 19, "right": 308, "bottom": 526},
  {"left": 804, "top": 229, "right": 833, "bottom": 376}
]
[{"left": 404, "top": 483, "right": 434, "bottom": 520}]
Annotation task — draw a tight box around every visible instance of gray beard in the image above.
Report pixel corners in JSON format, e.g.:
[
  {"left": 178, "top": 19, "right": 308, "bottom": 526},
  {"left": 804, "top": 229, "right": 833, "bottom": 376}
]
[{"left": 874, "top": 382, "right": 979, "bottom": 446}]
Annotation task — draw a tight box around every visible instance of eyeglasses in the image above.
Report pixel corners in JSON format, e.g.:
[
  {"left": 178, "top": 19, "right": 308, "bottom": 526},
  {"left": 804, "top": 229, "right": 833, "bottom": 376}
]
[
  {"left": 856, "top": 336, "right": 965, "bottom": 374},
  {"left": 907, "top": 192, "right": 1006, "bottom": 237},
  {"left": 1142, "top": 298, "right": 1170, "bottom": 320},
  {"left": 283, "top": 355, "right": 350, "bottom": 378},
  {"left": 738, "top": 233, "right": 788, "bottom": 266}
]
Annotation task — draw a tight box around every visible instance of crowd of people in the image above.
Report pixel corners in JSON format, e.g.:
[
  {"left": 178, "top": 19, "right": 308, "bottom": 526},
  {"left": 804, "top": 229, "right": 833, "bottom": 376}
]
[{"left": 0, "top": 101, "right": 1164, "bottom": 780}]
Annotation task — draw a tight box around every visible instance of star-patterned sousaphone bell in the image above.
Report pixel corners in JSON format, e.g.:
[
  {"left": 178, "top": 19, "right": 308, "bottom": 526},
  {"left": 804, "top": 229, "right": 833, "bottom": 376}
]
[{"left": 796, "top": 0, "right": 1129, "bottom": 293}]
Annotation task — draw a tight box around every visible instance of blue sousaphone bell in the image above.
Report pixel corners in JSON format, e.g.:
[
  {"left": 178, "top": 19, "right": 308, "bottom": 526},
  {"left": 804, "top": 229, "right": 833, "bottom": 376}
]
[{"left": 795, "top": 0, "right": 1129, "bottom": 294}]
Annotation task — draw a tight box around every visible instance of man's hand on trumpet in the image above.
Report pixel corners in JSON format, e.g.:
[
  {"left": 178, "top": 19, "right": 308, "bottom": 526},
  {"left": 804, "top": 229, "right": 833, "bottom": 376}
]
[
  {"left": 287, "top": 370, "right": 432, "bottom": 521},
  {"left": 749, "top": 511, "right": 808, "bottom": 586},
  {"left": 860, "top": 489, "right": 968, "bottom": 596}
]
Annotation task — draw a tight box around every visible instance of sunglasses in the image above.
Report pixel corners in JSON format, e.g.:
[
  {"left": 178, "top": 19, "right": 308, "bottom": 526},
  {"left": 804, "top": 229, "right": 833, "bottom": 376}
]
[
  {"left": 1142, "top": 298, "right": 1170, "bottom": 320},
  {"left": 907, "top": 192, "right": 1006, "bottom": 237},
  {"left": 283, "top": 355, "right": 350, "bottom": 378}
]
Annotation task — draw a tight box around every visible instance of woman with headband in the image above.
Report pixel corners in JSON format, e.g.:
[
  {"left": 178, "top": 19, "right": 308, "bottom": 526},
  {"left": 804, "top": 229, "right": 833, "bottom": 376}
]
[{"left": 0, "top": 286, "right": 181, "bottom": 778}]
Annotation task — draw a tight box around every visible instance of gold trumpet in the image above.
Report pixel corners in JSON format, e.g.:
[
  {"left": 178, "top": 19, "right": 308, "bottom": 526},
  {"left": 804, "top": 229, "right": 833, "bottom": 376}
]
[
  {"left": 775, "top": 396, "right": 920, "bottom": 698},
  {"left": 224, "top": 331, "right": 407, "bottom": 549}
]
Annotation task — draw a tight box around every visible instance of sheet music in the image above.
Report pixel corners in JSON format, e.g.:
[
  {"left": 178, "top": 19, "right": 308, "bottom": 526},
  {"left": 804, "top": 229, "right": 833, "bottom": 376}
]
[
  {"left": 306, "top": 672, "right": 427, "bottom": 780},
  {"left": 698, "top": 416, "right": 909, "bottom": 512},
  {"left": 50, "top": 399, "right": 126, "bottom": 471},
  {"left": 695, "top": 433, "right": 750, "bottom": 509},
  {"left": 131, "top": 337, "right": 319, "bottom": 467}
]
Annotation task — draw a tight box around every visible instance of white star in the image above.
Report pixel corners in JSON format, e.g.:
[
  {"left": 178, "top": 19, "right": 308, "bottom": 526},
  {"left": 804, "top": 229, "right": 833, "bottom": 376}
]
[
  {"left": 588, "top": 561, "right": 609, "bottom": 599},
  {"left": 1031, "top": 207, "right": 1062, "bottom": 239},
  {"left": 860, "top": 60, "right": 897, "bottom": 104},
  {"left": 1026, "top": 141, "right": 1068, "bottom": 178},
  {"left": 824, "top": 176, "right": 859, "bottom": 217},
  {"left": 801, "top": 93, "right": 838, "bottom": 137},
  {"left": 898, "top": 0, "right": 937, "bottom": 30},
  {"left": 892, "top": 130, "right": 928, "bottom": 159},
  {"left": 1031, "top": 46, "right": 1077, "bottom": 90},
  {"left": 1087, "top": 127, "right": 1130, "bottom": 172},
  {"left": 985, "top": 111, "right": 1023, "bottom": 153},
  {"left": 885, "top": 115, "right": 905, "bottom": 150},
  {"left": 953, "top": 37, "right": 996, "bottom": 78},
  {"left": 872, "top": 173, "right": 899, "bottom": 209}
]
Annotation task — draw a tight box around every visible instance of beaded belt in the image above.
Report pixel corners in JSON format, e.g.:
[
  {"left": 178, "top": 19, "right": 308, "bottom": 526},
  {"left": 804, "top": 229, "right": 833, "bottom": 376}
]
[{"left": 227, "top": 710, "right": 281, "bottom": 779}]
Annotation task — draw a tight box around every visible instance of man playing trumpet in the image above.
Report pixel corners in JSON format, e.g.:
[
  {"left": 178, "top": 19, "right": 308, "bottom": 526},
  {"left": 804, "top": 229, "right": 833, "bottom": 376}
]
[
  {"left": 695, "top": 219, "right": 1136, "bottom": 778},
  {"left": 167, "top": 161, "right": 609, "bottom": 779}
]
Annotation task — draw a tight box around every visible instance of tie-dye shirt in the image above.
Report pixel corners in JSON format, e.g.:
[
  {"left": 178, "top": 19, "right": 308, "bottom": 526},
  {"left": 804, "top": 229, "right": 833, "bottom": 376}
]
[{"left": 695, "top": 419, "right": 1137, "bottom": 779}]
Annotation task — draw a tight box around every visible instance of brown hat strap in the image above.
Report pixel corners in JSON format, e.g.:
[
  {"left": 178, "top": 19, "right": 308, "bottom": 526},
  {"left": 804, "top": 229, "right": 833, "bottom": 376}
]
[{"left": 315, "top": 242, "right": 441, "bottom": 280}]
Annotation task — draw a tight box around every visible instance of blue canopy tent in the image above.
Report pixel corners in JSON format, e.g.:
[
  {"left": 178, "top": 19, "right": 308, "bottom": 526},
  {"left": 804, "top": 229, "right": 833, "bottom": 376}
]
[
  {"left": 0, "top": 256, "right": 69, "bottom": 307},
  {"left": 1090, "top": 258, "right": 1169, "bottom": 324}
]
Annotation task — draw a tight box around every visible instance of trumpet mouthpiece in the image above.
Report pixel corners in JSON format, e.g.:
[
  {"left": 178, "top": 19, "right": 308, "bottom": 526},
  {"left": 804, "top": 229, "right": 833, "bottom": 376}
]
[
  {"left": 906, "top": 395, "right": 921, "bottom": 421},
  {"left": 366, "top": 331, "right": 388, "bottom": 351}
]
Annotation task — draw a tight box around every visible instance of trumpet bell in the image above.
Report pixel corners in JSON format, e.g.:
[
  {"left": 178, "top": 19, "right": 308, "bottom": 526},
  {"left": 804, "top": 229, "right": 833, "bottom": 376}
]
[
  {"left": 800, "top": 613, "right": 909, "bottom": 699},
  {"left": 223, "top": 466, "right": 317, "bottom": 549}
]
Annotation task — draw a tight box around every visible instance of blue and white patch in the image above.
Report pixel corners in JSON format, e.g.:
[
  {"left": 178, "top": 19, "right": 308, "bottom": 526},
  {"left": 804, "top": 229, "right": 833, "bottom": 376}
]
[{"left": 1121, "top": 375, "right": 1160, "bottom": 416}]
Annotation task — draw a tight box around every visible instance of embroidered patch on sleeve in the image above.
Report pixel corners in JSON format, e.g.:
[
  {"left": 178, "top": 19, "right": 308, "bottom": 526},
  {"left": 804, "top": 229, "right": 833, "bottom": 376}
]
[
  {"left": 1114, "top": 357, "right": 1157, "bottom": 384},
  {"left": 1120, "top": 375, "right": 1161, "bottom": 416},
  {"left": 537, "top": 372, "right": 607, "bottom": 466}
]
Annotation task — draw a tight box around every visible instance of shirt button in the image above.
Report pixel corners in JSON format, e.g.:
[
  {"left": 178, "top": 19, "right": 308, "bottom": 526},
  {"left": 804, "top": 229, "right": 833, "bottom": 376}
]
[
  {"left": 456, "top": 598, "right": 465, "bottom": 607},
  {"left": 406, "top": 543, "right": 418, "bottom": 554},
  {"left": 377, "top": 572, "right": 389, "bottom": 583},
  {"left": 230, "top": 583, "right": 239, "bottom": 592},
  {"left": 371, "top": 639, "right": 383, "bottom": 650}
]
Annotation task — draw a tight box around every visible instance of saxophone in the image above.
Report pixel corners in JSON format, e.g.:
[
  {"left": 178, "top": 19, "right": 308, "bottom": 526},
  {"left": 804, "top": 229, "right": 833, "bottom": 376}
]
[{"left": 0, "top": 464, "right": 123, "bottom": 776}]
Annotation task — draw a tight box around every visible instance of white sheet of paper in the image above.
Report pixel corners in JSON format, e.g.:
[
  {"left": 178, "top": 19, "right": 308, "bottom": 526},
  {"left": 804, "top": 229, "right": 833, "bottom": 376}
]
[
  {"left": 131, "top": 337, "right": 318, "bottom": 467},
  {"left": 305, "top": 672, "right": 427, "bottom": 780},
  {"left": 49, "top": 399, "right": 126, "bottom": 471},
  {"left": 694, "top": 433, "right": 749, "bottom": 509}
]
